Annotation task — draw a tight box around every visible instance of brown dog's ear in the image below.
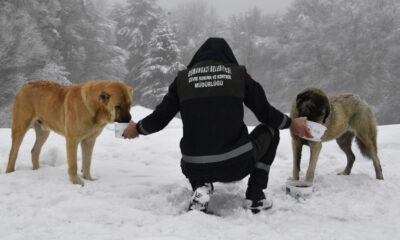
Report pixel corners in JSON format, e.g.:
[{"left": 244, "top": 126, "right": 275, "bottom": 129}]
[
  {"left": 296, "top": 92, "right": 309, "bottom": 108},
  {"left": 126, "top": 86, "right": 133, "bottom": 101},
  {"left": 95, "top": 93, "right": 112, "bottom": 124},
  {"left": 95, "top": 106, "right": 112, "bottom": 125},
  {"left": 323, "top": 104, "right": 331, "bottom": 123}
]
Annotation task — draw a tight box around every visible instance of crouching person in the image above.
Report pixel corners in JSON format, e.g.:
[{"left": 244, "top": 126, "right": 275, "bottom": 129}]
[{"left": 123, "top": 38, "right": 311, "bottom": 214}]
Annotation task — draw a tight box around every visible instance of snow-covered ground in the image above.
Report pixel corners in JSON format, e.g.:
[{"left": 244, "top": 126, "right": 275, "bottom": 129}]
[{"left": 1, "top": 106, "right": 399, "bottom": 240}]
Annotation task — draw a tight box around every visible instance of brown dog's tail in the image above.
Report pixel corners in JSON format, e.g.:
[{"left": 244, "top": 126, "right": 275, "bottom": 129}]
[
  {"left": 355, "top": 137, "right": 372, "bottom": 158},
  {"left": 354, "top": 101, "right": 379, "bottom": 159},
  {"left": 355, "top": 128, "right": 378, "bottom": 159}
]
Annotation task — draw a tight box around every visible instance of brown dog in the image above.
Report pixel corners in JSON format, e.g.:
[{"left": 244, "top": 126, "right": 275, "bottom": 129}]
[
  {"left": 290, "top": 88, "right": 384, "bottom": 183},
  {"left": 6, "top": 80, "right": 133, "bottom": 185}
]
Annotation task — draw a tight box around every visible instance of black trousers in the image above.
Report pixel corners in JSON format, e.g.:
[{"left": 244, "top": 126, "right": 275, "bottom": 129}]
[
  {"left": 189, "top": 124, "right": 280, "bottom": 191},
  {"left": 247, "top": 124, "right": 280, "bottom": 190}
]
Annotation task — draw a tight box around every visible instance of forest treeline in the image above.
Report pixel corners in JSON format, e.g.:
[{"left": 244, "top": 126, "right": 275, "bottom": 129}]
[{"left": 1, "top": 0, "right": 399, "bottom": 126}]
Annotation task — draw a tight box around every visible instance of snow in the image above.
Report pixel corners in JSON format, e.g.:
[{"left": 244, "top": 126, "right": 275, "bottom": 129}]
[{"left": 1, "top": 106, "right": 399, "bottom": 240}]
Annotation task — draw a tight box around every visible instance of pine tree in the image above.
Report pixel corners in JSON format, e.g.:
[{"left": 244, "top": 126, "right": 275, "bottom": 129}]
[
  {"left": 0, "top": 1, "right": 49, "bottom": 126},
  {"left": 167, "top": 0, "right": 223, "bottom": 64},
  {"left": 57, "top": 0, "right": 128, "bottom": 82},
  {"left": 272, "top": 0, "right": 400, "bottom": 124},
  {"left": 0, "top": 0, "right": 128, "bottom": 126},
  {"left": 135, "top": 19, "right": 185, "bottom": 107},
  {"left": 110, "top": 0, "right": 162, "bottom": 86},
  {"left": 110, "top": 0, "right": 185, "bottom": 107}
]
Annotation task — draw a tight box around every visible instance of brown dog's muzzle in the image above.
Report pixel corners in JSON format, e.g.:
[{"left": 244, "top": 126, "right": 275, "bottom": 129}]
[
  {"left": 299, "top": 107, "right": 320, "bottom": 123},
  {"left": 116, "top": 108, "right": 132, "bottom": 123}
]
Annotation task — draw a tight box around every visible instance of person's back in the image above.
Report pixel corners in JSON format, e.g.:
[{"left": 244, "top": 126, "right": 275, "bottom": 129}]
[{"left": 176, "top": 60, "right": 253, "bottom": 183}]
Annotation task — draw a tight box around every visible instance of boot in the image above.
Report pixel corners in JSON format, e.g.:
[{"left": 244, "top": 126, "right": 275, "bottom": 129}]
[
  {"left": 244, "top": 186, "right": 273, "bottom": 214},
  {"left": 188, "top": 183, "right": 214, "bottom": 212}
]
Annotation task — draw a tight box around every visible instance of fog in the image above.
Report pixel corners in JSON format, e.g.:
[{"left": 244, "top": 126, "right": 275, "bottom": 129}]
[
  {"left": 1, "top": 0, "right": 399, "bottom": 127},
  {"left": 158, "top": 0, "right": 293, "bottom": 18}
]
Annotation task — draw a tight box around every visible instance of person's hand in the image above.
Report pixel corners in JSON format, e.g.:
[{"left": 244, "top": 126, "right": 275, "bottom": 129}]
[
  {"left": 290, "top": 117, "right": 313, "bottom": 139},
  {"left": 123, "top": 121, "right": 139, "bottom": 139}
]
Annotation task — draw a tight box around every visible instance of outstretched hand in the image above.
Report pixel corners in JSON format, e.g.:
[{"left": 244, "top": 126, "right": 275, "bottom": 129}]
[
  {"left": 290, "top": 117, "right": 313, "bottom": 139},
  {"left": 123, "top": 121, "right": 139, "bottom": 139}
]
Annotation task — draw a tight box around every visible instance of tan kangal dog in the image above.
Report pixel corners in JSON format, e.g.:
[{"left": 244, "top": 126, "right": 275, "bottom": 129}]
[
  {"left": 6, "top": 80, "right": 133, "bottom": 185},
  {"left": 290, "top": 88, "right": 383, "bottom": 183}
]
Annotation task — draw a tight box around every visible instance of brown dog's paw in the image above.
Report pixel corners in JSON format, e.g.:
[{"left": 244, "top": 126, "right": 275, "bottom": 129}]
[
  {"left": 337, "top": 171, "right": 350, "bottom": 175},
  {"left": 376, "top": 173, "right": 384, "bottom": 180},
  {"left": 5, "top": 167, "right": 15, "bottom": 173},
  {"left": 70, "top": 175, "right": 85, "bottom": 186},
  {"left": 83, "top": 172, "right": 96, "bottom": 181}
]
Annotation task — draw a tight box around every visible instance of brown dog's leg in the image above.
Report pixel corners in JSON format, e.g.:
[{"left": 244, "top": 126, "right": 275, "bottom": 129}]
[
  {"left": 7, "top": 131, "right": 29, "bottom": 173},
  {"left": 305, "top": 142, "right": 322, "bottom": 183},
  {"left": 66, "top": 137, "right": 84, "bottom": 186},
  {"left": 31, "top": 121, "right": 50, "bottom": 170},
  {"left": 81, "top": 134, "right": 98, "bottom": 181},
  {"left": 370, "top": 151, "right": 384, "bottom": 180},
  {"left": 336, "top": 132, "right": 356, "bottom": 175},
  {"left": 291, "top": 138, "right": 303, "bottom": 180},
  {"left": 6, "top": 116, "right": 32, "bottom": 173},
  {"left": 356, "top": 134, "right": 384, "bottom": 180}
]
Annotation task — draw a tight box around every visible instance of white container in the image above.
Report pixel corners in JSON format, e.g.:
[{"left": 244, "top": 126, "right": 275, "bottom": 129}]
[
  {"left": 302, "top": 120, "right": 327, "bottom": 142},
  {"left": 286, "top": 180, "right": 313, "bottom": 199},
  {"left": 114, "top": 122, "right": 129, "bottom": 138}
]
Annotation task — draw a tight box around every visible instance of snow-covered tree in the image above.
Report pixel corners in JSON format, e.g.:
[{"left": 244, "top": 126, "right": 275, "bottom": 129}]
[
  {"left": 226, "top": 7, "right": 275, "bottom": 77},
  {"left": 110, "top": 0, "right": 162, "bottom": 84},
  {"left": 271, "top": 0, "right": 400, "bottom": 124},
  {"left": 135, "top": 20, "right": 185, "bottom": 107},
  {"left": 167, "top": 0, "right": 224, "bottom": 64},
  {"left": 0, "top": 1, "right": 49, "bottom": 126},
  {"left": 0, "top": 0, "right": 128, "bottom": 127},
  {"left": 110, "top": 0, "right": 186, "bottom": 107},
  {"left": 30, "top": 62, "right": 70, "bottom": 84},
  {"left": 58, "top": 0, "right": 128, "bottom": 82}
]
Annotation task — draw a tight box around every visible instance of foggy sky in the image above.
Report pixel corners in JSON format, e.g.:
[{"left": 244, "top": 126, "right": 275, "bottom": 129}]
[{"left": 157, "top": 0, "right": 293, "bottom": 18}]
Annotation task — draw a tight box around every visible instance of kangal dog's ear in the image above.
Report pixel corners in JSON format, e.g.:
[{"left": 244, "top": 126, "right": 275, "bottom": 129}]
[
  {"left": 322, "top": 100, "right": 331, "bottom": 124},
  {"left": 296, "top": 91, "right": 311, "bottom": 109},
  {"left": 81, "top": 84, "right": 96, "bottom": 116},
  {"left": 81, "top": 84, "right": 112, "bottom": 125},
  {"left": 95, "top": 105, "right": 112, "bottom": 125},
  {"left": 95, "top": 91, "right": 112, "bottom": 125}
]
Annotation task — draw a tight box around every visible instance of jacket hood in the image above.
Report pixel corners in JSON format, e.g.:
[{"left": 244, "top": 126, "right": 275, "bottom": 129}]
[{"left": 187, "top": 38, "right": 239, "bottom": 68}]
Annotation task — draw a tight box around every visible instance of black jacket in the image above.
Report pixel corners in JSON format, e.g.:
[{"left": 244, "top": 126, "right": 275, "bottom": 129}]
[{"left": 136, "top": 38, "right": 291, "bottom": 183}]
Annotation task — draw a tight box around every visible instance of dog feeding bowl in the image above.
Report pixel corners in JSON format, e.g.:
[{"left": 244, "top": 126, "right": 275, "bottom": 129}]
[
  {"left": 286, "top": 180, "right": 313, "bottom": 199},
  {"left": 302, "top": 120, "right": 327, "bottom": 142}
]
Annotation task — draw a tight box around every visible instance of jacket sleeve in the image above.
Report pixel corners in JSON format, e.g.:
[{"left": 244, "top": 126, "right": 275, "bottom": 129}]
[
  {"left": 243, "top": 73, "right": 291, "bottom": 129},
  {"left": 136, "top": 78, "right": 180, "bottom": 135}
]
